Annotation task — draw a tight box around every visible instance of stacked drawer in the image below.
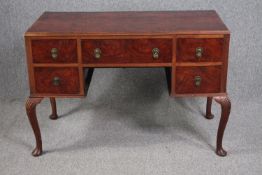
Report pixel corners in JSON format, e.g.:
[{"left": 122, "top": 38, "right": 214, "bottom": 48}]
[
  {"left": 30, "top": 39, "right": 81, "bottom": 95},
  {"left": 175, "top": 36, "right": 225, "bottom": 94}
]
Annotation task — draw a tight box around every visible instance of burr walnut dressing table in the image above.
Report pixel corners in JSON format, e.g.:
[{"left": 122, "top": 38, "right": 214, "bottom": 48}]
[{"left": 24, "top": 11, "right": 231, "bottom": 157}]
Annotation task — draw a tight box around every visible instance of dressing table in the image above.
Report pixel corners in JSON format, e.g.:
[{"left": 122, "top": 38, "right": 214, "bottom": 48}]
[{"left": 25, "top": 11, "right": 231, "bottom": 157}]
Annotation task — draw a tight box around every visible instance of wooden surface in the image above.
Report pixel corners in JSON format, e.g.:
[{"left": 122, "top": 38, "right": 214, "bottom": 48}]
[
  {"left": 82, "top": 39, "right": 172, "bottom": 63},
  {"left": 177, "top": 38, "right": 224, "bottom": 62},
  {"left": 34, "top": 67, "right": 80, "bottom": 94},
  {"left": 175, "top": 66, "right": 222, "bottom": 94},
  {"left": 31, "top": 39, "right": 77, "bottom": 63},
  {"left": 25, "top": 11, "right": 229, "bottom": 36}
]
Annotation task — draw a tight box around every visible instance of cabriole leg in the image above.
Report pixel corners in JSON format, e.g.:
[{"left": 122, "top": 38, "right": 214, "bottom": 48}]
[
  {"left": 49, "top": 97, "right": 58, "bottom": 120},
  {"left": 25, "top": 97, "right": 43, "bottom": 156},
  {"left": 214, "top": 95, "right": 231, "bottom": 157},
  {"left": 205, "top": 97, "right": 214, "bottom": 119}
]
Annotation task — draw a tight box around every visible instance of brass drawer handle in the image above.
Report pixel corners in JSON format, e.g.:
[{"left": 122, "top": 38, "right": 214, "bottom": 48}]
[
  {"left": 196, "top": 47, "right": 203, "bottom": 59},
  {"left": 94, "top": 48, "right": 101, "bottom": 59},
  {"left": 51, "top": 48, "right": 58, "bottom": 59},
  {"left": 194, "top": 76, "right": 202, "bottom": 87},
  {"left": 52, "top": 76, "right": 61, "bottom": 86},
  {"left": 152, "top": 48, "right": 160, "bottom": 59}
]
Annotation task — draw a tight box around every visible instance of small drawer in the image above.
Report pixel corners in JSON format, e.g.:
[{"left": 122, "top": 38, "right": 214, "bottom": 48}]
[
  {"left": 177, "top": 38, "right": 224, "bottom": 62},
  {"left": 175, "top": 66, "right": 222, "bottom": 94},
  {"left": 31, "top": 39, "right": 77, "bottom": 63},
  {"left": 34, "top": 67, "right": 80, "bottom": 94},
  {"left": 81, "top": 39, "right": 172, "bottom": 64}
]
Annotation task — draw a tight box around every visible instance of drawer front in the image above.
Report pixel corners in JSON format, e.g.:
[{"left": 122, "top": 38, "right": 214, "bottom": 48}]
[
  {"left": 82, "top": 39, "right": 172, "bottom": 63},
  {"left": 177, "top": 38, "right": 224, "bottom": 62},
  {"left": 34, "top": 67, "right": 80, "bottom": 94},
  {"left": 176, "top": 66, "right": 222, "bottom": 94},
  {"left": 31, "top": 39, "right": 78, "bottom": 63}
]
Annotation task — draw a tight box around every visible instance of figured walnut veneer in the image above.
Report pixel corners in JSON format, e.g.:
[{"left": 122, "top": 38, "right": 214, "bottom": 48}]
[
  {"left": 176, "top": 66, "right": 222, "bottom": 94},
  {"left": 34, "top": 67, "right": 80, "bottom": 94},
  {"left": 177, "top": 38, "right": 224, "bottom": 62},
  {"left": 82, "top": 39, "right": 172, "bottom": 64},
  {"left": 31, "top": 39, "right": 77, "bottom": 63}
]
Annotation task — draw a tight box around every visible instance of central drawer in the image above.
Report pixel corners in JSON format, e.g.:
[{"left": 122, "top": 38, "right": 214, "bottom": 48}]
[{"left": 81, "top": 39, "right": 172, "bottom": 64}]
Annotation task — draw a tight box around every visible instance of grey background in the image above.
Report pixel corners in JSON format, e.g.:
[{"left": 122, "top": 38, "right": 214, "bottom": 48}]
[{"left": 0, "top": 0, "right": 262, "bottom": 175}]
